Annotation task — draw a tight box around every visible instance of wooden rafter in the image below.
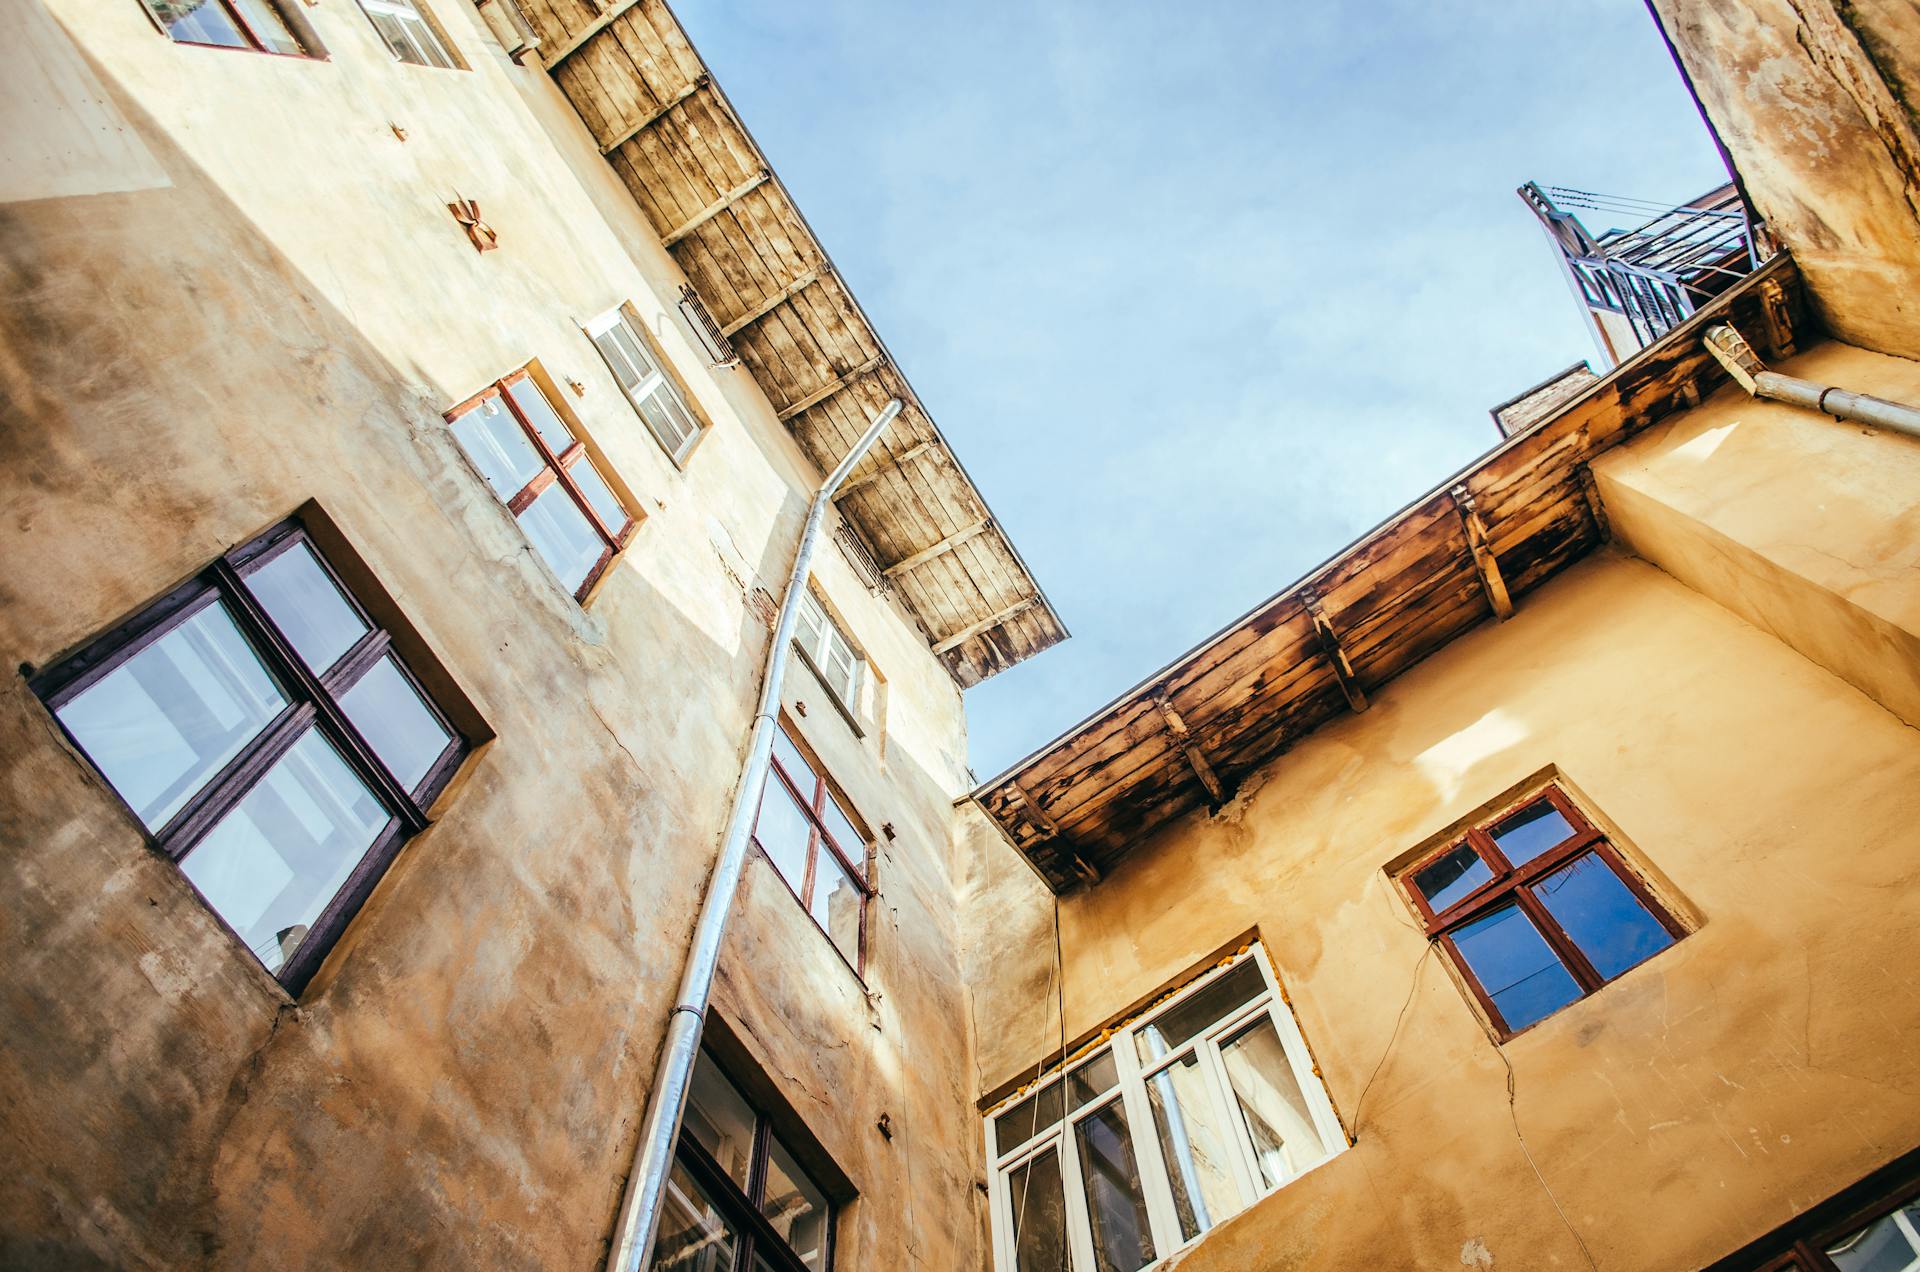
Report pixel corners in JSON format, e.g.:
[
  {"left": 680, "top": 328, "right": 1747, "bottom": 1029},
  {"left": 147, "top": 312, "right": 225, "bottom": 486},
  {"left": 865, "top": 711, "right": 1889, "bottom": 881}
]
[
  {"left": 931, "top": 596, "right": 1037, "bottom": 655},
  {"left": 1300, "top": 587, "right": 1368, "bottom": 713},
  {"left": 1006, "top": 784, "right": 1100, "bottom": 886},
  {"left": 1577, "top": 462, "right": 1610, "bottom": 541},
  {"left": 776, "top": 354, "right": 885, "bottom": 422},
  {"left": 660, "top": 170, "right": 771, "bottom": 248},
  {"left": 883, "top": 519, "right": 991, "bottom": 577},
  {"left": 1449, "top": 484, "right": 1514, "bottom": 621},
  {"left": 1152, "top": 689, "right": 1226, "bottom": 808},
  {"left": 598, "top": 75, "right": 708, "bottom": 155},
  {"left": 721, "top": 265, "right": 826, "bottom": 338},
  {"left": 836, "top": 440, "right": 935, "bottom": 498},
  {"left": 541, "top": 0, "right": 645, "bottom": 68}
]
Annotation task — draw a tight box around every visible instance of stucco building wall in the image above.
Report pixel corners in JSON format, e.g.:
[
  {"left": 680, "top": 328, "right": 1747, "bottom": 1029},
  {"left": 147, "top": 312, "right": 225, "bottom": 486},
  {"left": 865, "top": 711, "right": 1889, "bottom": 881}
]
[{"left": 0, "top": 1, "right": 985, "bottom": 1267}]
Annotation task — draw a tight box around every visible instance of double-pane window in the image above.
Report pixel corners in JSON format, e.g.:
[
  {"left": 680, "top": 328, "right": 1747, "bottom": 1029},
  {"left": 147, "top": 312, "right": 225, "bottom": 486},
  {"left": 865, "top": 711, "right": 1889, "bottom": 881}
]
[
  {"left": 30, "top": 519, "right": 466, "bottom": 993},
  {"left": 793, "top": 590, "right": 861, "bottom": 714},
  {"left": 652, "top": 1049, "right": 834, "bottom": 1272},
  {"left": 137, "top": 0, "right": 312, "bottom": 55},
  {"left": 985, "top": 946, "right": 1345, "bottom": 1271},
  {"left": 750, "top": 724, "right": 871, "bottom": 972},
  {"left": 354, "top": 0, "right": 457, "bottom": 67},
  {"left": 588, "top": 309, "right": 705, "bottom": 464},
  {"left": 447, "top": 370, "right": 635, "bottom": 601},
  {"left": 1401, "top": 785, "right": 1685, "bottom": 1038}
]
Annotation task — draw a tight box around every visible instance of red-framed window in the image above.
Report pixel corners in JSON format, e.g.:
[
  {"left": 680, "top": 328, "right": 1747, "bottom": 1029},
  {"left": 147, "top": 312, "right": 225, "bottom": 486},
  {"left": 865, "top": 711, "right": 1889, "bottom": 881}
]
[
  {"left": 445, "top": 370, "right": 637, "bottom": 602},
  {"left": 750, "top": 723, "right": 872, "bottom": 973},
  {"left": 1705, "top": 1144, "right": 1920, "bottom": 1270},
  {"left": 1400, "top": 785, "right": 1686, "bottom": 1039},
  {"left": 135, "top": 0, "right": 318, "bottom": 56}
]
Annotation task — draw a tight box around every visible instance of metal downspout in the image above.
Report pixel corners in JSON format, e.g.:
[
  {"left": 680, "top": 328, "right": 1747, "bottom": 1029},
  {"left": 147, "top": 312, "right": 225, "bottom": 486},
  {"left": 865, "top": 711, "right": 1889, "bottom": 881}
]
[
  {"left": 1704, "top": 325, "right": 1920, "bottom": 440},
  {"left": 604, "top": 397, "right": 904, "bottom": 1272}
]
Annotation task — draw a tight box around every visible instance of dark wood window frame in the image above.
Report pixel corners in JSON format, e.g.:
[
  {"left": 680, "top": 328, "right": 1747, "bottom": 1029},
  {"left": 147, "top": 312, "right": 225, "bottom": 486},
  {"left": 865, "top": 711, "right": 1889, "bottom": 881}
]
[
  {"left": 1400, "top": 784, "right": 1687, "bottom": 1040},
  {"left": 445, "top": 368, "right": 638, "bottom": 603},
  {"left": 28, "top": 518, "right": 469, "bottom": 996},
  {"left": 1705, "top": 1144, "right": 1920, "bottom": 1270},
  {"left": 135, "top": 0, "right": 324, "bottom": 58},
  {"left": 750, "top": 723, "right": 874, "bottom": 977}
]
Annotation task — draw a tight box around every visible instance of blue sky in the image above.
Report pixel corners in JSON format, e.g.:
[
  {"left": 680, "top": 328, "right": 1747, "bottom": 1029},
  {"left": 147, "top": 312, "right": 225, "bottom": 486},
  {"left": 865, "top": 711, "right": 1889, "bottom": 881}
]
[{"left": 674, "top": 2, "right": 1728, "bottom": 778}]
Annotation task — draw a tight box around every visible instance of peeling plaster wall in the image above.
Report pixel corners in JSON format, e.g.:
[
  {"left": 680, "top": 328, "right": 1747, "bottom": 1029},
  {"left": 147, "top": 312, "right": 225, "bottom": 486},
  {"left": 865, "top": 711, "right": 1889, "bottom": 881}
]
[
  {"left": 1651, "top": 0, "right": 1920, "bottom": 356},
  {"left": 0, "top": 1, "right": 983, "bottom": 1267},
  {"left": 961, "top": 541, "right": 1920, "bottom": 1268}
]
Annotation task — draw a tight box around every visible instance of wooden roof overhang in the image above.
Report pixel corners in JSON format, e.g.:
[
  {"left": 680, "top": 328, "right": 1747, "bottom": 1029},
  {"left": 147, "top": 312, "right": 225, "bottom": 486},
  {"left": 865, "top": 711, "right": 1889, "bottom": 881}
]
[
  {"left": 514, "top": 0, "right": 1067, "bottom": 685},
  {"left": 974, "top": 257, "right": 1809, "bottom": 892}
]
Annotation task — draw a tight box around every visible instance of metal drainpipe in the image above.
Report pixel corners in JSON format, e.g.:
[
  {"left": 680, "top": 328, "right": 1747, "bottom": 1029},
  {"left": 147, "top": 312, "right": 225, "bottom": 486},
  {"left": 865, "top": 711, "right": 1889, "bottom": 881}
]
[
  {"left": 604, "top": 397, "right": 904, "bottom": 1272},
  {"left": 1704, "top": 325, "right": 1920, "bottom": 440}
]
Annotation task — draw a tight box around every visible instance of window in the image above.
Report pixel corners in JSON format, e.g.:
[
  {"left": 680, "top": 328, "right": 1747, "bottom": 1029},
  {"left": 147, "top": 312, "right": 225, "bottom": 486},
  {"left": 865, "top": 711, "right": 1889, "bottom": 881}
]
[
  {"left": 1399, "top": 784, "right": 1685, "bottom": 1039},
  {"left": 1707, "top": 1146, "right": 1920, "bottom": 1270},
  {"left": 136, "top": 0, "right": 316, "bottom": 56},
  {"left": 446, "top": 369, "right": 636, "bottom": 601},
  {"left": 587, "top": 308, "right": 705, "bottom": 465},
  {"left": 750, "top": 723, "right": 871, "bottom": 972},
  {"left": 793, "top": 590, "right": 862, "bottom": 715},
  {"left": 28, "top": 518, "right": 468, "bottom": 994},
  {"left": 984, "top": 946, "right": 1345, "bottom": 1272},
  {"left": 653, "top": 1048, "right": 835, "bottom": 1272},
  {"left": 354, "top": 0, "right": 458, "bottom": 67}
]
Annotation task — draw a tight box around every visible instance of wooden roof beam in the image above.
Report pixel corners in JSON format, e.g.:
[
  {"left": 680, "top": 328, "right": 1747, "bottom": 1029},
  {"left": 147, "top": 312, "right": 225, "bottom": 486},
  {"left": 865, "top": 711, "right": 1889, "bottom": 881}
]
[
  {"left": 776, "top": 354, "right": 885, "bottom": 422},
  {"left": 836, "top": 439, "right": 935, "bottom": 498},
  {"left": 541, "top": 0, "right": 642, "bottom": 68},
  {"left": 1006, "top": 783, "right": 1100, "bottom": 887},
  {"left": 721, "top": 265, "right": 826, "bottom": 338},
  {"left": 1449, "top": 485, "right": 1514, "bottom": 621},
  {"left": 599, "top": 75, "right": 708, "bottom": 156},
  {"left": 661, "top": 170, "right": 771, "bottom": 248},
  {"left": 1300, "top": 587, "right": 1369, "bottom": 713},
  {"left": 1152, "top": 689, "right": 1226, "bottom": 808},
  {"left": 1577, "top": 462, "right": 1611, "bottom": 541},
  {"left": 884, "top": 518, "right": 991, "bottom": 577},
  {"left": 931, "top": 596, "right": 1038, "bottom": 655}
]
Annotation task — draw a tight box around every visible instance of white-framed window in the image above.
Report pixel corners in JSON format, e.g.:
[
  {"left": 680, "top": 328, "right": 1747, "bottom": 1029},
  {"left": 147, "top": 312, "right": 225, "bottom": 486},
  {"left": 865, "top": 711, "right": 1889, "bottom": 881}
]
[
  {"left": 587, "top": 307, "right": 705, "bottom": 465},
  {"left": 794, "top": 588, "right": 862, "bottom": 714},
  {"left": 356, "top": 0, "right": 457, "bottom": 68},
  {"left": 984, "top": 945, "right": 1345, "bottom": 1272}
]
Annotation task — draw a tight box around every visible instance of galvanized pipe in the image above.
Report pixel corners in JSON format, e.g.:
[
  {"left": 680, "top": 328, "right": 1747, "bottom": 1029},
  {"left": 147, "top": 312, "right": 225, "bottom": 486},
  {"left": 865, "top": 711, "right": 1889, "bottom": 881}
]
[
  {"left": 1703, "top": 325, "right": 1920, "bottom": 440},
  {"left": 604, "top": 397, "right": 903, "bottom": 1272}
]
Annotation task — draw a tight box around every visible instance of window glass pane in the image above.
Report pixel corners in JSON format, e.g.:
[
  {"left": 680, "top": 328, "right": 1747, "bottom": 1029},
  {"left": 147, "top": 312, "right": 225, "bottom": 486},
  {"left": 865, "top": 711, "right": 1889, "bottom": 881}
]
[
  {"left": 1007, "top": 1145, "right": 1070, "bottom": 1272},
  {"left": 245, "top": 541, "right": 367, "bottom": 675},
  {"left": 566, "top": 454, "right": 628, "bottom": 535},
  {"left": 1219, "top": 1015, "right": 1326, "bottom": 1189},
  {"left": 682, "top": 1052, "right": 755, "bottom": 1192},
  {"left": 648, "top": 1157, "right": 739, "bottom": 1272},
  {"left": 178, "top": 728, "right": 390, "bottom": 975},
  {"left": 58, "top": 601, "right": 288, "bottom": 831},
  {"left": 820, "top": 793, "right": 863, "bottom": 872},
  {"left": 1451, "top": 903, "right": 1583, "bottom": 1032},
  {"left": 795, "top": 592, "right": 827, "bottom": 658},
  {"left": 519, "top": 482, "right": 606, "bottom": 595},
  {"left": 1067, "top": 1051, "right": 1117, "bottom": 1110},
  {"left": 638, "top": 385, "right": 699, "bottom": 455},
  {"left": 1490, "top": 800, "right": 1578, "bottom": 867},
  {"left": 1826, "top": 1203, "right": 1920, "bottom": 1272},
  {"left": 227, "top": 0, "right": 302, "bottom": 52},
  {"left": 771, "top": 727, "right": 815, "bottom": 793},
  {"left": 819, "top": 638, "right": 858, "bottom": 706},
  {"left": 762, "top": 1137, "right": 829, "bottom": 1268},
  {"left": 1144, "top": 1051, "right": 1242, "bottom": 1241},
  {"left": 1534, "top": 853, "right": 1675, "bottom": 981},
  {"left": 1135, "top": 960, "right": 1267, "bottom": 1064},
  {"left": 809, "top": 850, "right": 863, "bottom": 968},
  {"left": 1075, "top": 1101, "right": 1156, "bottom": 1272},
  {"left": 994, "top": 1082, "right": 1064, "bottom": 1154},
  {"left": 144, "top": 0, "right": 252, "bottom": 47},
  {"left": 1412, "top": 843, "right": 1492, "bottom": 913},
  {"left": 450, "top": 397, "right": 544, "bottom": 500},
  {"left": 593, "top": 327, "right": 649, "bottom": 394},
  {"left": 338, "top": 656, "right": 451, "bottom": 794},
  {"left": 506, "top": 378, "right": 576, "bottom": 455},
  {"left": 753, "top": 773, "right": 813, "bottom": 900}
]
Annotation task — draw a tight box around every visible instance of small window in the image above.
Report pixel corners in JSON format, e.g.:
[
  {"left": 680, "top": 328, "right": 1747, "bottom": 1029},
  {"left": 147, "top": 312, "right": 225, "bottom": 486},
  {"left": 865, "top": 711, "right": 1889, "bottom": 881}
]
[
  {"left": 445, "top": 369, "right": 637, "bottom": 602},
  {"left": 1706, "top": 1146, "right": 1920, "bottom": 1270},
  {"left": 354, "top": 0, "right": 458, "bottom": 68},
  {"left": 136, "top": 0, "right": 317, "bottom": 55},
  {"left": 28, "top": 518, "right": 470, "bottom": 994},
  {"left": 1399, "top": 784, "right": 1685, "bottom": 1039},
  {"left": 653, "top": 1048, "right": 836, "bottom": 1272},
  {"left": 793, "top": 589, "right": 862, "bottom": 716},
  {"left": 586, "top": 307, "right": 705, "bottom": 465},
  {"left": 750, "top": 722, "right": 871, "bottom": 972},
  {"left": 984, "top": 945, "right": 1345, "bottom": 1272}
]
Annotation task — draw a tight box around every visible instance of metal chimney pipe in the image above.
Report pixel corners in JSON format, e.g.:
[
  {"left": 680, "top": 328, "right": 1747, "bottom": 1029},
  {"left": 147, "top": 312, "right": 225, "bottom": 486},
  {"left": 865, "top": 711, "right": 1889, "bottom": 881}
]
[
  {"left": 1703, "top": 325, "right": 1920, "bottom": 440},
  {"left": 604, "top": 397, "right": 904, "bottom": 1272}
]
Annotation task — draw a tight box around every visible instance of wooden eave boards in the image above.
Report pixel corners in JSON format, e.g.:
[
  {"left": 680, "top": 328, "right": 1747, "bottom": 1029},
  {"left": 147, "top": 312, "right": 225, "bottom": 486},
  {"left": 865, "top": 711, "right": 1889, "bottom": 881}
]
[
  {"left": 973, "top": 260, "right": 1809, "bottom": 892},
  {"left": 517, "top": 0, "right": 1067, "bottom": 686}
]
